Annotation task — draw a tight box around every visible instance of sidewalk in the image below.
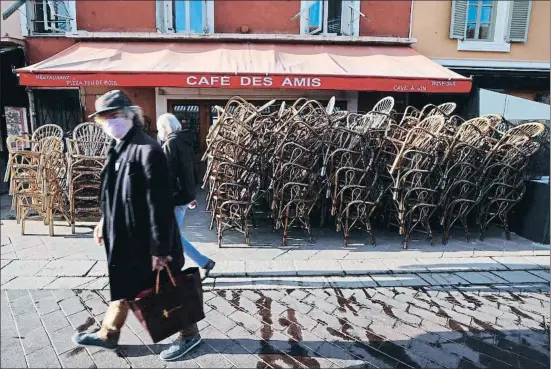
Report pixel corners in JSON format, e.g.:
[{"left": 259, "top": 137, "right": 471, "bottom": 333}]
[{"left": 1, "top": 195, "right": 549, "bottom": 290}]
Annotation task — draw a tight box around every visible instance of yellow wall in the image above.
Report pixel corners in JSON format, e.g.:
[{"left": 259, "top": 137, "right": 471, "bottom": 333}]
[{"left": 411, "top": 0, "right": 550, "bottom": 62}]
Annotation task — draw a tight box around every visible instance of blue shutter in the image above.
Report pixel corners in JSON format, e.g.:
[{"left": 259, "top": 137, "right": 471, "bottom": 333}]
[
  {"left": 308, "top": 0, "right": 323, "bottom": 34},
  {"left": 189, "top": 0, "right": 204, "bottom": 34},
  {"left": 449, "top": 0, "right": 468, "bottom": 40},
  {"left": 174, "top": 0, "right": 186, "bottom": 32}
]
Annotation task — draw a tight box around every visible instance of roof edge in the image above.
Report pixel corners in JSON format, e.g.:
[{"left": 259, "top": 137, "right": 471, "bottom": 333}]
[{"left": 66, "top": 31, "right": 416, "bottom": 46}]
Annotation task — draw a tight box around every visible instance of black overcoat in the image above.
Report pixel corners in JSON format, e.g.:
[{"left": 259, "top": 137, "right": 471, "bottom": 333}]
[{"left": 100, "top": 127, "right": 184, "bottom": 301}]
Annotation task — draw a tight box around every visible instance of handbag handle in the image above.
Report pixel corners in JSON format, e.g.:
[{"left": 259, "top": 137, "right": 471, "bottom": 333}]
[{"left": 155, "top": 267, "right": 177, "bottom": 294}]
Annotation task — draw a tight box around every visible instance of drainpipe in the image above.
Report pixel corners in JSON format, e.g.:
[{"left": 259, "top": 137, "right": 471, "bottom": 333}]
[
  {"left": 26, "top": 88, "right": 37, "bottom": 133},
  {"left": 408, "top": 0, "right": 414, "bottom": 39}
]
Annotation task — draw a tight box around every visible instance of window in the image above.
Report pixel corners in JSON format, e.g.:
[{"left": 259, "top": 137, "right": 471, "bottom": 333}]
[
  {"left": 156, "top": 0, "right": 214, "bottom": 34},
  {"left": 465, "top": 0, "right": 495, "bottom": 40},
  {"left": 25, "top": 0, "right": 75, "bottom": 35},
  {"left": 298, "top": 0, "right": 361, "bottom": 37},
  {"left": 450, "top": 0, "right": 533, "bottom": 52}
]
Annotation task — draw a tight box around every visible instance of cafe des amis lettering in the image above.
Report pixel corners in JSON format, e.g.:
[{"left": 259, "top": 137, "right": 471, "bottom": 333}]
[{"left": 185, "top": 75, "right": 322, "bottom": 88}]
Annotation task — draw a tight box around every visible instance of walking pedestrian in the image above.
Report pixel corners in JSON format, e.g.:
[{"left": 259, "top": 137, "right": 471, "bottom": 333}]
[
  {"left": 72, "top": 90, "right": 202, "bottom": 361},
  {"left": 156, "top": 113, "right": 216, "bottom": 279}
]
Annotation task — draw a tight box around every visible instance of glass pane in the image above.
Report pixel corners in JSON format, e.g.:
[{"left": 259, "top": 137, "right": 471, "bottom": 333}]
[
  {"left": 327, "top": 0, "right": 342, "bottom": 33},
  {"left": 171, "top": 104, "right": 201, "bottom": 154},
  {"left": 468, "top": 0, "right": 478, "bottom": 5},
  {"left": 480, "top": 6, "right": 492, "bottom": 22},
  {"left": 467, "top": 6, "right": 478, "bottom": 22},
  {"left": 189, "top": 0, "right": 204, "bottom": 33},
  {"left": 478, "top": 24, "right": 490, "bottom": 39},
  {"left": 482, "top": 0, "right": 493, "bottom": 5},
  {"left": 466, "top": 23, "right": 476, "bottom": 39},
  {"left": 308, "top": 0, "right": 322, "bottom": 31},
  {"left": 174, "top": 0, "right": 186, "bottom": 32}
]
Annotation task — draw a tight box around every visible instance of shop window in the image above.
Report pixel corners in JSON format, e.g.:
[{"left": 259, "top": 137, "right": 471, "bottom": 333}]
[
  {"left": 156, "top": 0, "right": 214, "bottom": 34},
  {"left": 450, "top": 0, "right": 532, "bottom": 52},
  {"left": 296, "top": 0, "right": 361, "bottom": 36},
  {"left": 22, "top": 0, "right": 76, "bottom": 36}
]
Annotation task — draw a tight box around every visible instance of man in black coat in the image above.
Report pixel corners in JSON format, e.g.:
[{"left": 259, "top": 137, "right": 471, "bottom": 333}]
[{"left": 72, "top": 90, "right": 202, "bottom": 362}]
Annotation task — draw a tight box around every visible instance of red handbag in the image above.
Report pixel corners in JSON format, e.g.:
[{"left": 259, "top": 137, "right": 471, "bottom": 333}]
[{"left": 129, "top": 267, "right": 205, "bottom": 343}]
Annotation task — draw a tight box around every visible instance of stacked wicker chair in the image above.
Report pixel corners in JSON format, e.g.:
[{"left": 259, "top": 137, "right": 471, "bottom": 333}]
[
  {"left": 66, "top": 122, "right": 110, "bottom": 233},
  {"left": 202, "top": 98, "right": 271, "bottom": 247},
  {"left": 475, "top": 122, "right": 545, "bottom": 241}
]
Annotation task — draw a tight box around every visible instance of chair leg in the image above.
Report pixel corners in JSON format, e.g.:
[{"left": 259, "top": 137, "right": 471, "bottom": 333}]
[
  {"left": 367, "top": 221, "right": 376, "bottom": 246},
  {"left": 217, "top": 216, "right": 223, "bottom": 248}
]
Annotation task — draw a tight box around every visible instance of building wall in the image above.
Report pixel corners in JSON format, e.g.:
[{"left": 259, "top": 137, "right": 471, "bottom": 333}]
[
  {"left": 76, "top": 1, "right": 156, "bottom": 32},
  {"left": 67, "top": 0, "right": 412, "bottom": 36},
  {"left": 84, "top": 87, "right": 156, "bottom": 126},
  {"left": 25, "top": 38, "right": 74, "bottom": 64},
  {"left": 411, "top": 0, "right": 550, "bottom": 61},
  {"left": 0, "top": 0, "right": 23, "bottom": 39},
  {"left": 359, "top": 1, "right": 411, "bottom": 38},
  {"left": 214, "top": 1, "right": 301, "bottom": 34}
]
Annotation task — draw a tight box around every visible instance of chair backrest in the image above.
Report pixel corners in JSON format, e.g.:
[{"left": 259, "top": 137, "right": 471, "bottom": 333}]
[
  {"left": 437, "top": 102, "right": 457, "bottom": 116},
  {"left": 31, "top": 124, "right": 64, "bottom": 142},
  {"left": 72, "top": 122, "right": 110, "bottom": 156},
  {"left": 372, "top": 97, "right": 395, "bottom": 114}
]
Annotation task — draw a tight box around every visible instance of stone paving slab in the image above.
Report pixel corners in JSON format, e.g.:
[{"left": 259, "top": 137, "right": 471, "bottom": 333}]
[{"left": 2, "top": 284, "right": 550, "bottom": 369}]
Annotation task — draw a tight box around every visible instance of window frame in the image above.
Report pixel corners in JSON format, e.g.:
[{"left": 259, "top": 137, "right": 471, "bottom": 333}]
[
  {"left": 157, "top": 0, "right": 214, "bottom": 34},
  {"left": 457, "top": 0, "right": 512, "bottom": 52},
  {"left": 21, "top": 0, "right": 76, "bottom": 36},
  {"left": 299, "top": 0, "right": 360, "bottom": 37},
  {"left": 465, "top": 0, "right": 497, "bottom": 41}
]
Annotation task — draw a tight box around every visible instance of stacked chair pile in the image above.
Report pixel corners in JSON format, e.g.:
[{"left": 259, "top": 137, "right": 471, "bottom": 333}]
[{"left": 203, "top": 96, "right": 545, "bottom": 248}]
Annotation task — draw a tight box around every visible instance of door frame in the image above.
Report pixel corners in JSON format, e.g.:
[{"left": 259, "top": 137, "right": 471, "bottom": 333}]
[{"left": 167, "top": 99, "right": 213, "bottom": 154}]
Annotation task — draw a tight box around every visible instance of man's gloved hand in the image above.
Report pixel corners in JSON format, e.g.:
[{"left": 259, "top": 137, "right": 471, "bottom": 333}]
[{"left": 152, "top": 255, "right": 173, "bottom": 271}]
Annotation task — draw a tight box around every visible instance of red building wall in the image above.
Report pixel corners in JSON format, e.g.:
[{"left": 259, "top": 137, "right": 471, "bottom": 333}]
[
  {"left": 214, "top": 1, "right": 301, "bottom": 34},
  {"left": 84, "top": 87, "right": 156, "bottom": 127},
  {"left": 359, "top": 1, "right": 412, "bottom": 37},
  {"left": 76, "top": 1, "right": 156, "bottom": 32},
  {"left": 25, "top": 38, "right": 75, "bottom": 65}
]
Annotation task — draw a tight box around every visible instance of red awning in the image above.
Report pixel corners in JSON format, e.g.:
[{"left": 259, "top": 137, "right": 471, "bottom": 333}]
[{"left": 17, "top": 42, "right": 471, "bottom": 93}]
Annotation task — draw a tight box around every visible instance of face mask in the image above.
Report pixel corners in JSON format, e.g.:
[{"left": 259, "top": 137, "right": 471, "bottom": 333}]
[{"left": 103, "top": 118, "right": 132, "bottom": 140}]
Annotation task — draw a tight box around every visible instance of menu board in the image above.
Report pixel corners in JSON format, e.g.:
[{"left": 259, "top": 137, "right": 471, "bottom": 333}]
[{"left": 5, "top": 107, "right": 30, "bottom": 148}]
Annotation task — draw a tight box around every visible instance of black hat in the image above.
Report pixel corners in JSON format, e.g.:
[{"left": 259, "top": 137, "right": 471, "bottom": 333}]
[{"left": 88, "top": 90, "right": 133, "bottom": 118}]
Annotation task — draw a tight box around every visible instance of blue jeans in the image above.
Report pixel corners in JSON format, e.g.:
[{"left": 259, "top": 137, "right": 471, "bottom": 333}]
[{"left": 174, "top": 205, "right": 210, "bottom": 268}]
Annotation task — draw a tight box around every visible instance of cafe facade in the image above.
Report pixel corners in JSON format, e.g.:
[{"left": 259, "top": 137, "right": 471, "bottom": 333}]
[{"left": 7, "top": 0, "right": 472, "bottom": 155}]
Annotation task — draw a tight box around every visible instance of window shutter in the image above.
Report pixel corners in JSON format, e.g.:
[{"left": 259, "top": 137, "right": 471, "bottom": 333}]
[
  {"left": 508, "top": 0, "right": 532, "bottom": 43},
  {"left": 340, "top": 0, "right": 362, "bottom": 36},
  {"left": 449, "top": 0, "right": 468, "bottom": 40},
  {"left": 156, "top": 0, "right": 173, "bottom": 33}
]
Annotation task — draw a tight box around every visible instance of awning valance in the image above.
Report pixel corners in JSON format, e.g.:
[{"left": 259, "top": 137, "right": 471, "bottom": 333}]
[{"left": 17, "top": 42, "right": 471, "bottom": 93}]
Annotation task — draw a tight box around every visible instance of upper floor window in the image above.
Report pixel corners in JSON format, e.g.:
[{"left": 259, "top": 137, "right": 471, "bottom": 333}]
[
  {"left": 450, "top": 0, "right": 532, "bottom": 52},
  {"left": 156, "top": 0, "right": 214, "bottom": 34},
  {"left": 298, "top": 0, "right": 361, "bottom": 37},
  {"left": 465, "top": 0, "right": 495, "bottom": 40},
  {"left": 23, "top": 0, "right": 76, "bottom": 35}
]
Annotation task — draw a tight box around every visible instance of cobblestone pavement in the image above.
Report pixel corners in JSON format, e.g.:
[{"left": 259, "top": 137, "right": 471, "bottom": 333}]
[{"left": 2, "top": 284, "right": 549, "bottom": 368}]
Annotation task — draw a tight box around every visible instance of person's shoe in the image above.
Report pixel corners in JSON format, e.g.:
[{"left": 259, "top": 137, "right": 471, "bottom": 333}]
[
  {"left": 201, "top": 259, "right": 216, "bottom": 281},
  {"left": 159, "top": 337, "right": 202, "bottom": 361},
  {"left": 72, "top": 332, "right": 118, "bottom": 351}
]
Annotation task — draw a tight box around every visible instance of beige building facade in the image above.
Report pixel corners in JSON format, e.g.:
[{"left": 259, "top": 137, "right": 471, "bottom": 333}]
[
  {"left": 411, "top": 0, "right": 550, "bottom": 104},
  {"left": 1, "top": 0, "right": 24, "bottom": 42}
]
